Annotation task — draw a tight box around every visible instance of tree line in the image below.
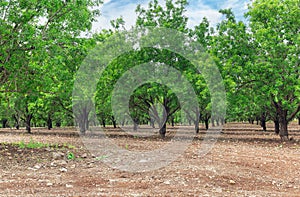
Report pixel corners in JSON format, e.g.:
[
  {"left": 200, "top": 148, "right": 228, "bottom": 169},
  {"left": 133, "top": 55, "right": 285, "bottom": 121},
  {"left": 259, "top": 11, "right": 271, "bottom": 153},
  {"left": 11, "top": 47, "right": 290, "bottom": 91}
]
[{"left": 0, "top": 0, "right": 299, "bottom": 140}]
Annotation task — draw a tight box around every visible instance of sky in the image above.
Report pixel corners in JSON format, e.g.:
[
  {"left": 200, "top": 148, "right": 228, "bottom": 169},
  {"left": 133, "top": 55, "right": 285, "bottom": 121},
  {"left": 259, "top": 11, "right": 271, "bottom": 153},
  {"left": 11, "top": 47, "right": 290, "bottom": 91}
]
[{"left": 92, "top": 0, "right": 250, "bottom": 32}]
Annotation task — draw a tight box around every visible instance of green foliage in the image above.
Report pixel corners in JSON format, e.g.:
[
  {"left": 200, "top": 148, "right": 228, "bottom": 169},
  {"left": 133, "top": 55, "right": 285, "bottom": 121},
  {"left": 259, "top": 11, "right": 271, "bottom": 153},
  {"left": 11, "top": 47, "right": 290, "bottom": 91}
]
[
  {"left": 0, "top": 0, "right": 102, "bottom": 131},
  {"left": 67, "top": 152, "right": 75, "bottom": 160},
  {"left": 136, "top": 0, "right": 189, "bottom": 32},
  {"left": 11, "top": 139, "right": 75, "bottom": 150},
  {"left": 16, "top": 139, "right": 49, "bottom": 149},
  {"left": 211, "top": 0, "right": 299, "bottom": 137},
  {"left": 0, "top": 0, "right": 298, "bottom": 139}
]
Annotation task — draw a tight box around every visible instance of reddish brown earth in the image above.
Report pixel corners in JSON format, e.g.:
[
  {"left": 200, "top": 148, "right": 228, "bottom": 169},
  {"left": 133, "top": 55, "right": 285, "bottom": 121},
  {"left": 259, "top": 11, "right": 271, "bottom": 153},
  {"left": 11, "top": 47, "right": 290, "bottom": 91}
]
[{"left": 0, "top": 122, "right": 300, "bottom": 197}]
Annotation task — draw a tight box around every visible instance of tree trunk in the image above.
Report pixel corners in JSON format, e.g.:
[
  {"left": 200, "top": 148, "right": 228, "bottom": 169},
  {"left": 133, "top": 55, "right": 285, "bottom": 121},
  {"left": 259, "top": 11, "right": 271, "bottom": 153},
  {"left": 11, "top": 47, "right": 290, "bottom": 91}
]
[
  {"left": 79, "top": 112, "right": 88, "bottom": 134},
  {"left": 133, "top": 122, "right": 138, "bottom": 131},
  {"left": 194, "top": 113, "right": 200, "bottom": 133},
  {"left": 150, "top": 119, "right": 155, "bottom": 128},
  {"left": 25, "top": 114, "right": 33, "bottom": 133},
  {"left": 26, "top": 125, "right": 31, "bottom": 133},
  {"left": 111, "top": 116, "right": 117, "bottom": 128},
  {"left": 102, "top": 118, "right": 106, "bottom": 128},
  {"left": 56, "top": 121, "right": 61, "bottom": 127},
  {"left": 216, "top": 118, "right": 220, "bottom": 126},
  {"left": 274, "top": 120, "right": 280, "bottom": 134},
  {"left": 260, "top": 114, "right": 266, "bottom": 131},
  {"left": 159, "top": 123, "right": 166, "bottom": 138},
  {"left": 278, "top": 109, "right": 289, "bottom": 141},
  {"left": 133, "top": 117, "right": 139, "bottom": 131},
  {"left": 221, "top": 118, "right": 225, "bottom": 125},
  {"left": 2, "top": 119, "right": 8, "bottom": 128},
  {"left": 79, "top": 117, "right": 87, "bottom": 134},
  {"left": 194, "top": 120, "right": 199, "bottom": 134},
  {"left": 204, "top": 118, "right": 209, "bottom": 130},
  {"left": 171, "top": 118, "right": 175, "bottom": 127},
  {"left": 272, "top": 100, "right": 296, "bottom": 141},
  {"left": 248, "top": 118, "right": 254, "bottom": 124},
  {"left": 13, "top": 114, "right": 20, "bottom": 130},
  {"left": 47, "top": 115, "right": 52, "bottom": 130},
  {"left": 211, "top": 118, "right": 215, "bottom": 127},
  {"left": 85, "top": 118, "right": 89, "bottom": 131},
  {"left": 279, "top": 119, "right": 289, "bottom": 141}
]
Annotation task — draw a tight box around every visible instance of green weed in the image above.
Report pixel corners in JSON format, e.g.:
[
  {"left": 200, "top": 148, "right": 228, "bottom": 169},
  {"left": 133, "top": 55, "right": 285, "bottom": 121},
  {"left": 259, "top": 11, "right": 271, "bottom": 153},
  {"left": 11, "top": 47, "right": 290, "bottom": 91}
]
[{"left": 67, "top": 152, "right": 75, "bottom": 160}]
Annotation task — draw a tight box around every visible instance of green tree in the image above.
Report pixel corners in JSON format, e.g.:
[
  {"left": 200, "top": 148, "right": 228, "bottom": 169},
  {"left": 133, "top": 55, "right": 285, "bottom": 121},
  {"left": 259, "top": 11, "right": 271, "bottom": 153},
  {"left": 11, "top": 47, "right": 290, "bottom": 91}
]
[
  {"left": 0, "top": 0, "right": 102, "bottom": 132},
  {"left": 136, "top": 0, "right": 188, "bottom": 32},
  {"left": 246, "top": 0, "right": 300, "bottom": 140}
]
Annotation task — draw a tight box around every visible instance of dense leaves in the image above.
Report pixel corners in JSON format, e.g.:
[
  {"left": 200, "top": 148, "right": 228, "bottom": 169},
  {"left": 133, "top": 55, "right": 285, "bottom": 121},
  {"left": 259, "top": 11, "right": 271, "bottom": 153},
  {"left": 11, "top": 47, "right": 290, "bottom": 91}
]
[{"left": 0, "top": 0, "right": 299, "bottom": 139}]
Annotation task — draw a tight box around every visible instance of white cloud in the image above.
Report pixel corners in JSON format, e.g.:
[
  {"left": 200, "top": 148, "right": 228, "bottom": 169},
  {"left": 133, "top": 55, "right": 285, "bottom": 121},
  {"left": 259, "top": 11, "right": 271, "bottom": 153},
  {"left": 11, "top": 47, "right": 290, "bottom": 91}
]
[
  {"left": 91, "top": 0, "right": 250, "bottom": 32},
  {"left": 92, "top": 1, "right": 148, "bottom": 32},
  {"left": 103, "top": 0, "right": 112, "bottom": 3},
  {"left": 186, "top": 9, "right": 222, "bottom": 27},
  {"left": 186, "top": 1, "right": 222, "bottom": 28},
  {"left": 222, "top": 0, "right": 240, "bottom": 9}
]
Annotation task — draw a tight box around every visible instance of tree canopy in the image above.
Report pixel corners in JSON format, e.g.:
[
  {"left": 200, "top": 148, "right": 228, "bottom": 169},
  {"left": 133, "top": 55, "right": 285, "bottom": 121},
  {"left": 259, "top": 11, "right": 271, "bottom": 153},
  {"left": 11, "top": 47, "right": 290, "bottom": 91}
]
[{"left": 0, "top": 0, "right": 299, "bottom": 140}]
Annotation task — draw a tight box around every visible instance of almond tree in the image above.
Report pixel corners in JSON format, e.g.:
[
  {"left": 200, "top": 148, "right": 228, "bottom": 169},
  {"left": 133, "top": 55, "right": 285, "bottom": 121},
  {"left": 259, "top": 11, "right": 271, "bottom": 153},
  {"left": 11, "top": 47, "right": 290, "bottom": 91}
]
[
  {"left": 0, "top": 0, "right": 102, "bottom": 132},
  {"left": 246, "top": 0, "right": 300, "bottom": 140}
]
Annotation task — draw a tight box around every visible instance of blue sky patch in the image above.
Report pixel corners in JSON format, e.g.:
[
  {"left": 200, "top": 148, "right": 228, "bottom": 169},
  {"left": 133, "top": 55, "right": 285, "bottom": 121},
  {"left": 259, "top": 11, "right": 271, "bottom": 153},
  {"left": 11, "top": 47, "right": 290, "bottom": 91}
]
[{"left": 93, "top": 0, "right": 250, "bottom": 31}]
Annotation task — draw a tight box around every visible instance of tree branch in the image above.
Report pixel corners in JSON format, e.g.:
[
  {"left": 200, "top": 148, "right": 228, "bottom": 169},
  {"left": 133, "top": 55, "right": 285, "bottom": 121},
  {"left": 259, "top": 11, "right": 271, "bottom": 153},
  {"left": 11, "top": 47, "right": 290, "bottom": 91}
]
[{"left": 287, "top": 103, "right": 300, "bottom": 122}]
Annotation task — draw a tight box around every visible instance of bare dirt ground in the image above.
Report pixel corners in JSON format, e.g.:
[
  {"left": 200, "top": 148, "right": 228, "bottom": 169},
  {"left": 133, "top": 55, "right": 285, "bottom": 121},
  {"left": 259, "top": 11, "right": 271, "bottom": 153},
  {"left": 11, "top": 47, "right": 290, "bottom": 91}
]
[{"left": 0, "top": 122, "right": 300, "bottom": 197}]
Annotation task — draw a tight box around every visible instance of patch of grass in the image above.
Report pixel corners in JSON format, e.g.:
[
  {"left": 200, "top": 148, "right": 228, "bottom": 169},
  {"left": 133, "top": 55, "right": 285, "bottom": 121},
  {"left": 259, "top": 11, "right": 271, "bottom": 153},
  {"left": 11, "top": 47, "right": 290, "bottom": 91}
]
[
  {"left": 18, "top": 141, "right": 26, "bottom": 149},
  {"left": 67, "top": 152, "right": 75, "bottom": 160},
  {"left": 14, "top": 139, "right": 49, "bottom": 149},
  {"left": 26, "top": 139, "right": 49, "bottom": 149},
  {"left": 54, "top": 143, "right": 59, "bottom": 149},
  {"left": 8, "top": 140, "right": 76, "bottom": 150},
  {"left": 64, "top": 143, "right": 76, "bottom": 149}
]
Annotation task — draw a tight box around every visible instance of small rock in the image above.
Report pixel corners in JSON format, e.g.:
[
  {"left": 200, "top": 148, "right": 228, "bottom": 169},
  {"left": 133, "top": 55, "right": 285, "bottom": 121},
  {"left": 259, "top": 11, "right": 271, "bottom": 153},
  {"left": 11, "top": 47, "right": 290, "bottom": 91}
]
[
  {"left": 229, "top": 180, "right": 236, "bottom": 185},
  {"left": 52, "top": 152, "right": 64, "bottom": 160},
  {"left": 164, "top": 180, "right": 171, "bottom": 185},
  {"left": 70, "top": 164, "right": 76, "bottom": 169},
  {"left": 66, "top": 184, "right": 73, "bottom": 188},
  {"left": 56, "top": 160, "right": 68, "bottom": 166},
  {"left": 34, "top": 165, "right": 41, "bottom": 170},
  {"left": 45, "top": 148, "right": 52, "bottom": 152},
  {"left": 81, "top": 153, "right": 88, "bottom": 158},
  {"left": 60, "top": 167, "right": 68, "bottom": 172},
  {"left": 46, "top": 182, "right": 53, "bottom": 186}
]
